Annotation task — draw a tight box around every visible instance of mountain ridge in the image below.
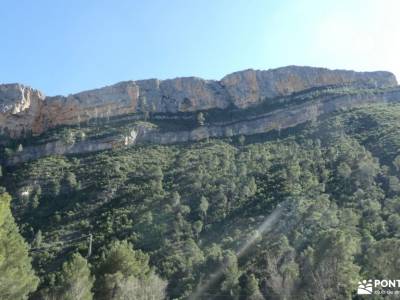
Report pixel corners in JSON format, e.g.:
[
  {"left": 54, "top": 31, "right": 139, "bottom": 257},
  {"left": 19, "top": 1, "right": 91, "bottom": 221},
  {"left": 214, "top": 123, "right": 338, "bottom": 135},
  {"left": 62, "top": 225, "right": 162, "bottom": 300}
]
[
  {"left": 5, "top": 85, "right": 400, "bottom": 165},
  {"left": 0, "top": 66, "right": 397, "bottom": 138}
]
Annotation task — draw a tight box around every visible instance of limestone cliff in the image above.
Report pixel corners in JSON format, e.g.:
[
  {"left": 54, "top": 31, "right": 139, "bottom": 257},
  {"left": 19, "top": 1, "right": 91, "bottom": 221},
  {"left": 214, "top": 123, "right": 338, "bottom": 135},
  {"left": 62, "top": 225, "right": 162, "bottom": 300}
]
[
  {"left": 0, "top": 84, "right": 45, "bottom": 138},
  {"left": 6, "top": 87, "right": 400, "bottom": 166},
  {"left": 0, "top": 66, "right": 397, "bottom": 138},
  {"left": 221, "top": 66, "right": 397, "bottom": 107}
]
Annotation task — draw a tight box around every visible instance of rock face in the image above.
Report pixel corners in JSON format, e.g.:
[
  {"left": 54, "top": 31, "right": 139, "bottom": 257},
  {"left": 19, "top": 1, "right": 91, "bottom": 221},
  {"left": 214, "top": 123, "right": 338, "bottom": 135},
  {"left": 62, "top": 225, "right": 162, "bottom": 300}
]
[
  {"left": 42, "top": 81, "right": 141, "bottom": 129},
  {"left": 221, "top": 66, "right": 397, "bottom": 108},
  {"left": 0, "top": 84, "right": 45, "bottom": 137},
  {"left": 0, "top": 66, "right": 397, "bottom": 138},
  {"left": 136, "top": 77, "right": 231, "bottom": 113},
  {"left": 6, "top": 88, "right": 400, "bottom": 166},
  {"left": 141, "top": 88, "right": 400, "bottom": 144}
]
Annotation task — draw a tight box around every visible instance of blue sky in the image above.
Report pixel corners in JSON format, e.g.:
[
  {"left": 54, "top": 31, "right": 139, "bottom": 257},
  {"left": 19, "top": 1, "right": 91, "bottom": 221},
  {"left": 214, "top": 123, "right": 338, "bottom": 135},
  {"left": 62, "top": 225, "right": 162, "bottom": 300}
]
[{"left": 1, "top": 0, "right": 399, "bottom": 95}]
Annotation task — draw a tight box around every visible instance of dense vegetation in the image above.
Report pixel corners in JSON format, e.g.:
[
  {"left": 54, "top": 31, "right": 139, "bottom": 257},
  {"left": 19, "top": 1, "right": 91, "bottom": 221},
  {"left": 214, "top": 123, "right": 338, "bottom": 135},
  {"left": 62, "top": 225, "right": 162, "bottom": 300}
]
[
  {"left": 1, "top": 102, "right": 400, "bottom": 299},
  {"left": 0, "top": 191, "right": 38, "bottom": 299}
]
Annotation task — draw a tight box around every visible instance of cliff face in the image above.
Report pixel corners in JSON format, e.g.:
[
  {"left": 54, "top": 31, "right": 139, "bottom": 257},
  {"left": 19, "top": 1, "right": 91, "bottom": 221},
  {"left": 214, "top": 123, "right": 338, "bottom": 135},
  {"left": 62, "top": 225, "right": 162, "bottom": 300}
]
[
  {"left": 139, "top": 88, "right": 400, "bottom": 144},
  {"left": 0, "top": 66, "right": 397, "bottom": 137},
  {"left": 221, "top": 66, "right": 397, "bottom": 107},
  {"left": 6, "top": 88, "right": 400, "bottom": 166},
  {"left": 0, "top": 84, "right": 46, "bottom": 138}
]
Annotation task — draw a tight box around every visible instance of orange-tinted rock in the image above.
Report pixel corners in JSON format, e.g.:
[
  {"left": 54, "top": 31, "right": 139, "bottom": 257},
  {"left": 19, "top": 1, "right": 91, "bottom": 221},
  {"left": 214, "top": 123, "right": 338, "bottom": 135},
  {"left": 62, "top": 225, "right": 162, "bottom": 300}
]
[
  {"left": 0, "top": 66, "right": 397, "bottom": 138},
  {"left": 221, "top": 66, "right": 397, "bottom": 108},
  {"left": 0, "top": 84, "right": 45, "bottom": 137}
]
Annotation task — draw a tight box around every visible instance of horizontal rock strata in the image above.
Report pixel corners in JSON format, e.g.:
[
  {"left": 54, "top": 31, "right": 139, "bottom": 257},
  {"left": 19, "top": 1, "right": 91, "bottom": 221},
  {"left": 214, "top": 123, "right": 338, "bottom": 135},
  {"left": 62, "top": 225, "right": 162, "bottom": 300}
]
[
  {"left": 1, "top": 66, "right": 397, "bottom": 138},
  {"left": 6, "top": 88, "right": 400, "bottom": 166}
]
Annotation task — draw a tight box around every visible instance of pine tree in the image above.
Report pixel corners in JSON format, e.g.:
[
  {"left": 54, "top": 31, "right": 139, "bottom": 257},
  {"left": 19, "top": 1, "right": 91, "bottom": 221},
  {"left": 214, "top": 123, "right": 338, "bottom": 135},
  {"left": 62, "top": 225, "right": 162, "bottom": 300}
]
[
  {"left": 300, "top": 229, "right": 360, "bottom": 299},
  {"left": 239, "top": 273, "right": 263, "bottom": 300},
  {"left": 63, "top": 172, "right": 78, "bottom": 191},
  {"left": 33, "top": 229, "right": 43, "bottom": 248},
  {"left": 193, "top": 220, "right": 203, "bottom": 238},
  {"left": 100, "top": 271, "right": 166, "bottom": 300},
  {"left": 0, "top": 192, "right": 39, "bottom": 300},
  {"left": 57, "top": 253, "right": 94, "bottom": 300},
  {"left": 170, "top": 191, "right": 181, "bottom": 207},
  {"left": 199, "top": 196, "right": 209, "bottom": 221},
  {"left": 220, "top": 251, "right": 240, "bottom": 297},
  {"left": 98, "top": 240, "right": 150, "bottom": 279},
  {"left": 95, "top": 240, "right": 166, "bottom": 300}
]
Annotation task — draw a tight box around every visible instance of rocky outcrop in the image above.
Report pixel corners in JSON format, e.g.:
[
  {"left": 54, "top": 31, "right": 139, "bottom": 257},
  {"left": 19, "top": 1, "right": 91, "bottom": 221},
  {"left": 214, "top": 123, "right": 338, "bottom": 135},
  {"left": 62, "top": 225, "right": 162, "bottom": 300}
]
[
  {"left": 43, "top": 81, "right": 141, "bottom": 129},
  {"left": 0, "top": 66, "right": 397, "bottom": 138},
  {"left": 141, "top": 88, "right": 400, "bottom": 144},
  {"left": 0, "top": 84, "right": 45, "bottom": 138},
  {"left": 5, "top": 134, "right": 134, "bottom": 165},
  {"left": 221, "top": 66, "right": 397, "bottom": 108},
  {"left": 136, "top": 77, "right": 231, "bottom": 113},
  {"left": 6, "top": 88, "right": 400, "bottom": 166}
]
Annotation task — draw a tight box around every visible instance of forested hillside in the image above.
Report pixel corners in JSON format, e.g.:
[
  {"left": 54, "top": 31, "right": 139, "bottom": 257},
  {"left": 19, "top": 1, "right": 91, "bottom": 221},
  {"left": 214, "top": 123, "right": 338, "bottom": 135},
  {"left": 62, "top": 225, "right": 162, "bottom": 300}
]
[{"left": 1, "top": 101, "right": 400, "bottom": 299}]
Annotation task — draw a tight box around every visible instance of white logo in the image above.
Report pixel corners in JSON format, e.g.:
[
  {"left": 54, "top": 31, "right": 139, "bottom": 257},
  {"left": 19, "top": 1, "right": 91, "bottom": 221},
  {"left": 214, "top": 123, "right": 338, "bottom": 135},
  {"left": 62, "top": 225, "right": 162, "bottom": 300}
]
[{"left": 357, "top": 279, "right": 373, "bottom": 295}]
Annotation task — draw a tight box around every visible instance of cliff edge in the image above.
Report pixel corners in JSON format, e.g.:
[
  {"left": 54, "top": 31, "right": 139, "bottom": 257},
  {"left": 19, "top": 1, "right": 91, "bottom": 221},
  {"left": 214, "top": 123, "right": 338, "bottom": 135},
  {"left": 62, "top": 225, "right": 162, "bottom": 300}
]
[{"left": 0, "top": 66, "right": 397, "bottom": 137}]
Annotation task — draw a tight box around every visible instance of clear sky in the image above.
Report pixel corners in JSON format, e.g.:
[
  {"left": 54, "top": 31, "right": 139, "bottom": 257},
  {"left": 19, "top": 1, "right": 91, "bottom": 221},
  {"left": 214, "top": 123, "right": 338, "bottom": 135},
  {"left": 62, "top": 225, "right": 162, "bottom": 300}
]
[{"left": 1, "top": 0, "right": 399, "bottom": 96}]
